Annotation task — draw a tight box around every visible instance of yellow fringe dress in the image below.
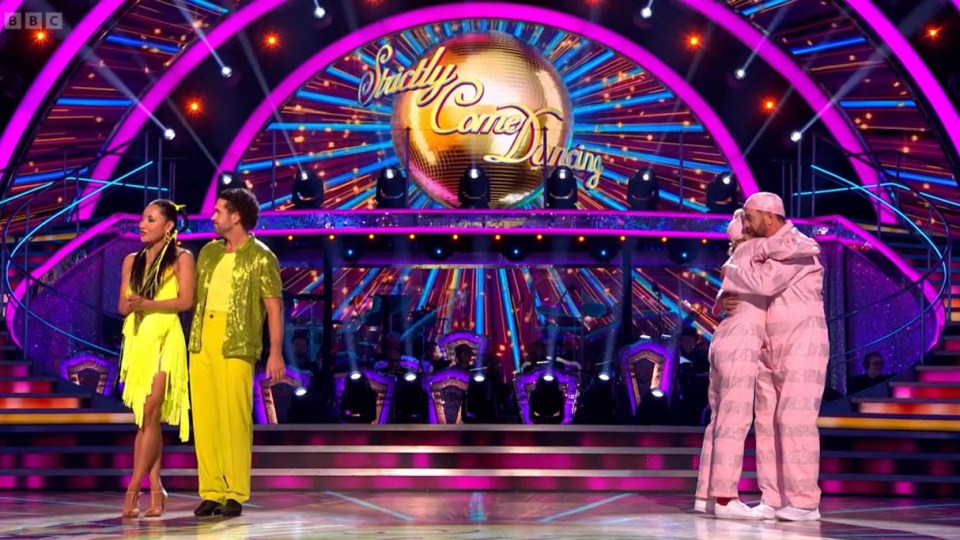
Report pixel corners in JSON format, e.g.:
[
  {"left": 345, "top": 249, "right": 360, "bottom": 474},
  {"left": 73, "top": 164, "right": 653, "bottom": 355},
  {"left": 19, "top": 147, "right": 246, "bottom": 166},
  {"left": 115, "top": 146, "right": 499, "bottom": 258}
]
[{"left": 119, "top": 272, "right": 191, "bottom": 442}]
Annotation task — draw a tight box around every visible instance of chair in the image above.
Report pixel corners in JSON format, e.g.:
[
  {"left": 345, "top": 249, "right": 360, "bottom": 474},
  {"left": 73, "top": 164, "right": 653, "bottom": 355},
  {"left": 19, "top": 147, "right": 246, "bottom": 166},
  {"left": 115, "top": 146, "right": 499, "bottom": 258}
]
[
  {"left": 59, "top": 354, "right": 119, "bottom": 396},
  {"left": 333, "top": 368, "right": 395, "bottom": 424},
  {"left": 438, "top": 332, "right": 487, "bottom": 363},
  {"left": 514, "top": 367, "right": 580, "bottom": 424},
  {"left": 619, "top": 339, "right": 677, "bottom": 417},
  {"left": 422, "top": 369, "right": 471, "bottom": 424},
  {"left": 254, "top": 367, "right": 312, "bottom": 424}
]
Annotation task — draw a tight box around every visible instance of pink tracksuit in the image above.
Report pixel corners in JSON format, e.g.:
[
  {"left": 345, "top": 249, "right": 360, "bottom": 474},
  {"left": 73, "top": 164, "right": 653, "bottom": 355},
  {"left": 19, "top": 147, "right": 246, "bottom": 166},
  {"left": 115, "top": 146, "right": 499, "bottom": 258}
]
[
  {"left": 720, "top": 223, "right": 827, "bottom": 510},
  {"left": 695, "top": 229, "right": 819, "bottom": 501}
]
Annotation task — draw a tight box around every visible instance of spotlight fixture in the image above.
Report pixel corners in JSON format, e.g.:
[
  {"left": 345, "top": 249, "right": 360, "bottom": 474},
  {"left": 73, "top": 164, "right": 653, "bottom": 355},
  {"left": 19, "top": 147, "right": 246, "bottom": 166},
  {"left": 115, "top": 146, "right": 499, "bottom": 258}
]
[
  {"left": 530, "top": 372, "right": 564, "bottom": 424},
  {"left": 292, "top": 170, "right": 324, "bottom": 209},
  {"left": 458, "top": 165, "right": 490, "bottom": 209},
  {"left": 163, "top": 128, "right": 176, "bottom": 141},
  {"left": 314, "top": 5, "right": 326, "bottom": 19},
  {"left": 264, "top": 33, "right": 279, "bottom": 48},
  {"left": 578, "top": 371, "right": 620, "bottom": 424},
  {"left": 790, "top": 130, "right": 803, "bottom": 143},
  {"left": 294, "top": 385, "right": 308, "bottom": 397},
  {"left": 217, "top": 171, "right": 236, "bottom": 195},
  {"left": 221, "top": 65, "right": 233, "bottom": 78},
  {"left": 640, "top": 6, "right": 652, "bottom": 19},
  {"left": 590, "top": 243, "right": 618, "bottom": 263},
  {"left": 705, "top": 172, "right": 737, "bottom": 214},
  {"left": 340, "top": 371, "right": 377, "bottom": 423},
  {"left": 546, "top": 166, "right": 578, "bottom": 209},
  {"left": 734, "top": 68, "right": 746, "bottom": 80},
  {"left": 463, "top": 371, "right": 497, "bottom": 423},
  {"left": 376, "top": 166, "right": 407, "bottom": 209},
  {"left": 627, "top": 168, "right": 659, "bottom": 211},
  {"left": 392, "top": 371, "right": 428, "bottom": 423},
  {"left": 635, "top": 387, "right": 669, "bottom": 424}
]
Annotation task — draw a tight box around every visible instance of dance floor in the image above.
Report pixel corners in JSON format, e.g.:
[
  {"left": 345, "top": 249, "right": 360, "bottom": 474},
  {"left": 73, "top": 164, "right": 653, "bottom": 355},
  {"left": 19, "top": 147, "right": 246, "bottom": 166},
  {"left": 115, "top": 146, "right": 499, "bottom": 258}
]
[{"left": 0, "top": 492, "right": 957, "bottom": 539}]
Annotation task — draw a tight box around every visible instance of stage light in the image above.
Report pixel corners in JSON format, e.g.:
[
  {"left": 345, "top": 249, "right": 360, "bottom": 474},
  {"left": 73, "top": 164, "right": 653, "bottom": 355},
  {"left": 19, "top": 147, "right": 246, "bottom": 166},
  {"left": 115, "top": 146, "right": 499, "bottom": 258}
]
[
  {"left": 545, "top": 166, "right": 578, "bottom": 209},
  {"left": 635, "top": 387, "right": 669, "bottom": 424},
  {"left": 734, "top": 67, "right": 746, "bottom": 80},
  {"left": 376, "top": 166, "right": 406, "bottom": 209},
  {"left": 216, "top": 171, "right": 236, "bottom": 195},
  {"left": 687, "top": 34, "right": 701, "bottom": 49},
  {"left": 762, "top": 98, "right": 776, "bottom": 113},
  {"left": 458, "top": 165, "right": 490, "bottom": 209},
  {"left": 926, "top": 26, "right": 940, "bottom": 40},
  {"left": 463, "top": 372, "right": 496, "bottom": 423},
  {"left": 163, "top": 128, "right": 176, "bottom": 141},
  {"left": 343, "top": 246, "right": 360, "bottom": 262},
  {"left": 790, "top": 130, "right": 803, "bottom": 142},
  {"left": 187, "top": 100, "right": 201, "bottom": 114},
  {"left": 393, "top": 371, "right": 428, "bottom": 423},
  {"left": 504, "top": 242, "right": 527, "bottom": 262},
  {"left": 530, "top": 372, "right": 564, "bottom": 424},
  {"left": 706, "top": 173, "right": 737, "bottom": 213},
  {"left": 264, "top": 33, "right": 279, "bottom": 48},
  {"left": 294, "top": 385, "right": 308, "bottom": 397},
  {"left": 221, "top": 65, "right": 233, "bottom": 78},
  {"left": 627, "top": 168, "right": 659, "bottom": 210},
  {"left": 314, "top": 5, "right": 326, "bottom": 19},
  {"left": 34, "top": 30, "right": 47, "bottom": 43},
  {"left": 669, "top": 239, "right": 700, "bottom": 265},
  {"left": 292, "top": 170, "right": 324, "bottom": 209},
  {"left": 579, "top": 371, "right": 620, "bottom": 424},
  {"left": 640, "top": 6, "right": 652, "bottom": 19},
  {"left": 340, "top": 371, "right": 377, "bottom": 423},
  {"left": 590, "top": 244, "right": 618, "bottom": 263},
  {"left": 428, "top": 244, "right": 450, "bottom": 261}
]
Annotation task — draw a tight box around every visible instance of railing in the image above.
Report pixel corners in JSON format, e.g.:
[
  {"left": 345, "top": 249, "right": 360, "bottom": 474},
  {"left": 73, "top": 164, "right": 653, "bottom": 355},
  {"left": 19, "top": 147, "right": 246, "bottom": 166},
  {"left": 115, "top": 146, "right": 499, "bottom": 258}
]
[{"left": 790, "top": 133, "right": 952, "bottom": 365}]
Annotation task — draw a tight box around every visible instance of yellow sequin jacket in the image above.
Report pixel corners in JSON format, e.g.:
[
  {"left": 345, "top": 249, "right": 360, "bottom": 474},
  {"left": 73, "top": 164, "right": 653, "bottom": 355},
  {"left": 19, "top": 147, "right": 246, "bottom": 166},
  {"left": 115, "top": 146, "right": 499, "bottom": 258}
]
[{"left": 188, "top": 235, "right": 282, "bottom": 360}]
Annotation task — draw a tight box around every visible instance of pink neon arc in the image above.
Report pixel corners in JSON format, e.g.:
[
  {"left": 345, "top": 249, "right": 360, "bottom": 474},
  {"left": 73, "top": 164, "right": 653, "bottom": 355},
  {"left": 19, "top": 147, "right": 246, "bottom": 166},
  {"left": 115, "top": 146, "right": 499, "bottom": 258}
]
[
  {"left": 203, "top": 2, "right": 759, "bottom": 212},
  {"left": 0, "top": 0, "right": 125, "bottom": 182},
  {"left": 845, "top": 0, "right": 960, "bottom": 183},
  {"left": 674, "top": 0, "right": 895, "bottom": 225},
  {"left": 76, "top": 0, "right": 288, "bottom": 221}
]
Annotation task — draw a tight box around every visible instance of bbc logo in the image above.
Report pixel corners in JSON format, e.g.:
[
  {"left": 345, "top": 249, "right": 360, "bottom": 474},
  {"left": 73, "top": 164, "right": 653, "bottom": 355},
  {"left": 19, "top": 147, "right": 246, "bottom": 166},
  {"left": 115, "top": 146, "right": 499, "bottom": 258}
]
[{"left": 4, "top": 12, "right": 63, "bottom": 30}]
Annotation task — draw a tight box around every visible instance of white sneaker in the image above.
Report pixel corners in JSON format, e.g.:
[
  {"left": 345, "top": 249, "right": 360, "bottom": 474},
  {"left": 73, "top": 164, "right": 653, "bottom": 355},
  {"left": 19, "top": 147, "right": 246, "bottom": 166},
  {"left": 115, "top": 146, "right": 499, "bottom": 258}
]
[
  {"left": 775, "top": 506, "right": 821, "bottom": 521},
  {"left": 714, "top": 500, "right": 763, "bottom": 520},
  {"left": 693, "top": 497, "right": 709, "bottom": 513},
  {"left": 752, "top": 503, "right": 777, "bottom": 520}
]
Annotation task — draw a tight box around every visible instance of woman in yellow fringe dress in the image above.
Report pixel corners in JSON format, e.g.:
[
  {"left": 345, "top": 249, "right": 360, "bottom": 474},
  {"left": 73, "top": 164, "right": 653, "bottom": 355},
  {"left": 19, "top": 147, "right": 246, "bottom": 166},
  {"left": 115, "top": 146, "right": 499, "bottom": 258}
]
[{"left": 117, "top": 199, "right": 195, "bottom": 518}]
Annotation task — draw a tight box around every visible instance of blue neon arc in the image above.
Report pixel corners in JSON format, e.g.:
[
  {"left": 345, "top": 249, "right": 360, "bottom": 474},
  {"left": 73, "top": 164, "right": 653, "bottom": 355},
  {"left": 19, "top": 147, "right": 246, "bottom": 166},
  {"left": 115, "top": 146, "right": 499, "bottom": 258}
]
[
  {"left": 839, "top": 99, "right": 916, "bottom": 109},
  {"left": 239, "top": 140, "right": 393, "bottom": 171},
  {"left": 562, "top": 50, "right": 615, "bottom": 84},
  {"left": 741, "top": 0, "right": 792, "bottom": 16},
  {"left": 573, "top": 124, "right": 704, "bottom": 134},
  {"left": 56, "top": 98, "right": 133, "bottom": 107},
  {"left": 183, "top": 0, "right": 230, "bottom": 15},
  {"left": 498, "top": 268, "right": 522, "bottom": 370},
  {"left": 326, "top": 66, "right": 361, "bottom": 85},
  {"left": 882, "top": 169, "right": 958, "bottom": 187},
  {"left": 790, "top": 36, "right": 866, "bottom": 55},
  {"left": 267, "top": 123, "right": 391, "bottom": 132},
  {"left": 104, "top": 35, "right": 181, "bottom": 54},
  {"left": 296, "top": 90, "right": 391, "bottom": 113},
  {"left": 574, "top": 91, "right": 674, "bottom": 116}
]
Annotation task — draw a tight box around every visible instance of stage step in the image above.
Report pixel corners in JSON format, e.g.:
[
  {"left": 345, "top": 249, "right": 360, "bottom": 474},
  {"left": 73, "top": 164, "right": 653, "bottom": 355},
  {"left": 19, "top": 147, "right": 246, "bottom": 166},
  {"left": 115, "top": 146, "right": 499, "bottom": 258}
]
[
  {"left": 0, "top": 410, "right": 133, "bottom": 425},
  {"left": 916, "top": 365, "right": 960, "bottom": 383},
  {"left": 0, "top": 377, "right": 55, "bottom": 393},
  {"left": 1, "top": 424, "right": 959, "bottom": 495},
  {"left": 0, "top": 361, "right": 31, "bottom": 377},
  {"left": 0, "top": 393, "right": 87, "bottom": 409},
  {"left": 854, "top": 397, "right": 960, "bottom": 416},
  {"left": 892, "top": 382, "right": 960, "bottom": 399}
]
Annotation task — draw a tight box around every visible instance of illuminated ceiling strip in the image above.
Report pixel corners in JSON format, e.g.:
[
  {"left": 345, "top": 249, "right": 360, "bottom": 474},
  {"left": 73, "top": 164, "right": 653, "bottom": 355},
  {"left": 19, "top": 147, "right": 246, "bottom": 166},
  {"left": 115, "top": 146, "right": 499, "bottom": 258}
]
[
  {"left": 206, "top": 3, "right": 758, "bottom": 212},
  {"left": 0, "top": 0, "right": 126, "bottom": 187},
  {"left": 789, "top": 36, "right": 866, "bottom": 56},
  {"left": 104, "top": 34, "right": 181, "bottom": 54},
  {"left": 78, "top": 0, "right": 288, "bottom": 220},
  {"left": 845, "top": 0, "right": 960, "bottom": 182},
  {"left": 56, "top": 97, "right": 134, "bottom": 107},
  {"left": 741, "top": 0, "right": 792, "bottom": 17},
  {"left": 675, "top": 0, "right": 891, "bottom": 223}
]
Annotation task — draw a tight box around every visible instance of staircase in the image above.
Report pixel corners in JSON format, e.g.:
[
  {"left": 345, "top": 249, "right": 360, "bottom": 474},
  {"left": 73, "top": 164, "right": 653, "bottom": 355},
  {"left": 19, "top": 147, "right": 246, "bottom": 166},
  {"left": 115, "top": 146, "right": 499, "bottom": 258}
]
[
  {"left": 877, "top": 229, "right": 959, "bottom": 323},
  {"left": 0, "top": 328, "right": 130, "bottom": 426}
]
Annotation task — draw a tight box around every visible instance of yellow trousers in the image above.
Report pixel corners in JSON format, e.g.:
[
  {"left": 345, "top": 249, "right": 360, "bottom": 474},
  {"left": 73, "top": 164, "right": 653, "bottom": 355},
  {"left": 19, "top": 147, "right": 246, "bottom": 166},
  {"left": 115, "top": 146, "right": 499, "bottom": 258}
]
[{"left": 190, "top": 311, "right": 254, "bottom": 504}]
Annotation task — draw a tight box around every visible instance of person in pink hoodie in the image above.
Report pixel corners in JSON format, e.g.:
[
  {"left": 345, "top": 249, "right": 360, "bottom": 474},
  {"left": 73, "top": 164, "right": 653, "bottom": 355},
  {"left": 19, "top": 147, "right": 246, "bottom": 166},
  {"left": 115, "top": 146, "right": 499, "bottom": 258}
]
[
  {"left": 695, "top": 209, "right": 820, "bottom": 520},
  {"left": 719, "top": 192, "right": 827, "bottom": 522}
]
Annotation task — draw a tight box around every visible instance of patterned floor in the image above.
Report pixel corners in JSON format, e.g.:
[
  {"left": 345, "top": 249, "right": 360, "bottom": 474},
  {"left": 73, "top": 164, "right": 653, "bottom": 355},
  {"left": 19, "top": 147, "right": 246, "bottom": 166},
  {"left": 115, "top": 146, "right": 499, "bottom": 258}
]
[{"left": 0, "top": 492, "right": 957, "bottom": 539}]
